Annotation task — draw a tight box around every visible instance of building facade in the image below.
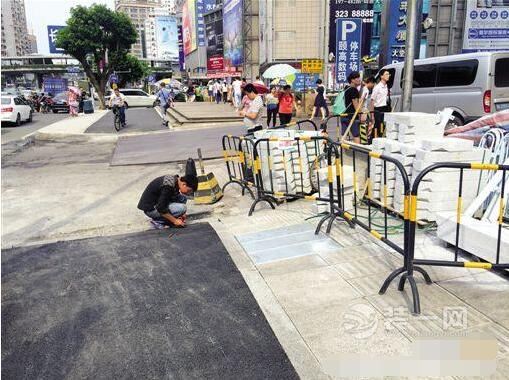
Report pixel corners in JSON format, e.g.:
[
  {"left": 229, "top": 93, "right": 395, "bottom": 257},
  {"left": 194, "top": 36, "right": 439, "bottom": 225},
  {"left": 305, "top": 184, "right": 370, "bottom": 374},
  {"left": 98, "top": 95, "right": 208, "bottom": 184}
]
[
  {"left": 1, "top": 0, "right": 31, "bottom": 57},
  {"left": 115, "top": 0, "right": 162, "bottom": 58},
  {"left": 27, "top": 33, "right": 37, "bottom": 54},
  {"left": 259, "top": 0, "right": 327, "bottom": 73},
  {"left": 144, "top": 2, "right": 178, "bottom": 60}
]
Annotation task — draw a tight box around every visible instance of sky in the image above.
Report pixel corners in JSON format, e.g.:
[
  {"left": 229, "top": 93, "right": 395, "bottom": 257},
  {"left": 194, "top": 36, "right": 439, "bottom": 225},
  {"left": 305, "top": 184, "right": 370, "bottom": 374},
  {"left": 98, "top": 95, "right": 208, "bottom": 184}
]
[{"left": 25, "top": 0, "right": 115, "bottom": 54}]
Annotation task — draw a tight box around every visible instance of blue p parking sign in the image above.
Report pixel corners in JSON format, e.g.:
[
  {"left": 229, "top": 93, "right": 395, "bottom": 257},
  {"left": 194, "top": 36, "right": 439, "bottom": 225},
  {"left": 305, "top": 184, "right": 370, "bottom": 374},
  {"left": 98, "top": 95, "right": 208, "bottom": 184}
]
[{"left": 335, "top": 18, "right": 362, "bottom": 84}]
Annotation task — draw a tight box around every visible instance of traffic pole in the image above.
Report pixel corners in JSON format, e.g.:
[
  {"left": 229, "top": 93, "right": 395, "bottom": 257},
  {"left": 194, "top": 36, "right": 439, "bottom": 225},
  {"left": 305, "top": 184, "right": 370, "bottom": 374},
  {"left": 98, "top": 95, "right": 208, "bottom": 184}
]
[{"left": 401, "top": 0, "right": 422, "bottom": 112}]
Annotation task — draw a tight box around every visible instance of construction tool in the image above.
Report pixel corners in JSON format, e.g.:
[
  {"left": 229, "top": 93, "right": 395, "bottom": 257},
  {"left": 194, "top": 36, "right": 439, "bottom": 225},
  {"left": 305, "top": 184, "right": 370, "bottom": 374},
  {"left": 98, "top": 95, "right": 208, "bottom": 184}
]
[{"left": 194, "top": 148, "right": 223, "bottom": 204}]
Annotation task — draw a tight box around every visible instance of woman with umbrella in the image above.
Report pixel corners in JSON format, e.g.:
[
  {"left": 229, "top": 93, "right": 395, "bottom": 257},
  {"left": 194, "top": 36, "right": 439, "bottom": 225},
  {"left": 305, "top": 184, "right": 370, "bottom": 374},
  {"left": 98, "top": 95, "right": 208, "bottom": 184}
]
[{"left": 67, "top": 86, "right": 81, "bottom": 117}]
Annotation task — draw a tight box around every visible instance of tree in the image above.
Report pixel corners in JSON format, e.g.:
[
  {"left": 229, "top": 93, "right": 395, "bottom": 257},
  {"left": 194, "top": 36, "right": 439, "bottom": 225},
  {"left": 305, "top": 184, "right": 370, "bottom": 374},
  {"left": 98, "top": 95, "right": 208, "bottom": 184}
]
[
  {"left": 56, "top": 4, "right": 137, "bottom": 109},
  {"left": 116, "top": 54, "right": 151, "bottom": 88}
]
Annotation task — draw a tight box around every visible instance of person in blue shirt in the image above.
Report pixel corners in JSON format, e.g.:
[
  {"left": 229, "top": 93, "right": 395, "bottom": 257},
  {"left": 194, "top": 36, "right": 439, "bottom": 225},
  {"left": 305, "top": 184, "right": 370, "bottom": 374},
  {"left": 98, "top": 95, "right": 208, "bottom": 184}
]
[{"left": 155, "top": 82, "right": 173, "bottom": 126}]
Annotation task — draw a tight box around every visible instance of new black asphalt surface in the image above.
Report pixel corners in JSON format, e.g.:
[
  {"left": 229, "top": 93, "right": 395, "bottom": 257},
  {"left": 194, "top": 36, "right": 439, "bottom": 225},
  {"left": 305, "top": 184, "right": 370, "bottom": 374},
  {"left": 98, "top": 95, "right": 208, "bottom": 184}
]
[
  {"left": 85, "top": 107, "right": 168, "bottom": 134},
  {"left": 1, "top": 223, "right": 298, "bottom": 380},
  {"left": 111, "top": 125, "right": 245, "bottom": 165}
]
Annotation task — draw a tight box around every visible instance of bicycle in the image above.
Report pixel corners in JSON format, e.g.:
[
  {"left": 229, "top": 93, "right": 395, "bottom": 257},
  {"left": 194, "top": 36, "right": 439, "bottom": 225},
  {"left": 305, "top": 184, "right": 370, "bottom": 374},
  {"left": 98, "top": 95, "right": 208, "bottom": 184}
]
[{"left": 111, "top": 105, "right": 123, "bottom": 131}]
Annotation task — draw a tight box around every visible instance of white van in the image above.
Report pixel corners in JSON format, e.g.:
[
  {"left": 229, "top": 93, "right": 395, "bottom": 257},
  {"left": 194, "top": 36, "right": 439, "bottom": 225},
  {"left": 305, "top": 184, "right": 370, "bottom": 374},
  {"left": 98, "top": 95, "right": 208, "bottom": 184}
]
[{"left": 379, "top": 52, "right": 509, "bottom": 126}]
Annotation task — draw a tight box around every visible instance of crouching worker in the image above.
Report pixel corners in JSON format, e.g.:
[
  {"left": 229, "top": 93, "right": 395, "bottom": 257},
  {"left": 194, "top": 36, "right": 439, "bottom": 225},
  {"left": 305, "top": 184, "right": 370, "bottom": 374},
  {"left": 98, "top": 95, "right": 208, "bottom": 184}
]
[{"left": 138, "top": 174, "right": 198, "bottom": 228}]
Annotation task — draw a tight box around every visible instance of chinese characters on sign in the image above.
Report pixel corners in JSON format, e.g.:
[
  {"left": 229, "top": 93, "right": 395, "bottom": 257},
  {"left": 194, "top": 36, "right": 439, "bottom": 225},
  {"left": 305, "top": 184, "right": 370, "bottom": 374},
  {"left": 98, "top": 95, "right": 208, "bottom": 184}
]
[
  {"left": 335, "top": 18, "right": 362, "bottom": 83},
  {"left": 301, "top": 59, "right": 323, "bottom": 74},
  {"left": 293, "top": 73, "right": 319, "bottom": 92},
  {"left": 462, "top": 0, "right": 509, "bottom": 52},
  {"left": 47, "top": 25, "right": 65, "bottom": 54}
]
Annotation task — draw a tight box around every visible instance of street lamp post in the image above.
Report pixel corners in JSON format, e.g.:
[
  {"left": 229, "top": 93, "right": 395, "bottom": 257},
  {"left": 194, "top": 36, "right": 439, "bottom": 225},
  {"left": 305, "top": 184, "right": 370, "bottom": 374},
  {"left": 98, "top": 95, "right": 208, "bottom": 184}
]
[{"left": 401, "top": 0, "right": 423, "bottom": 112}]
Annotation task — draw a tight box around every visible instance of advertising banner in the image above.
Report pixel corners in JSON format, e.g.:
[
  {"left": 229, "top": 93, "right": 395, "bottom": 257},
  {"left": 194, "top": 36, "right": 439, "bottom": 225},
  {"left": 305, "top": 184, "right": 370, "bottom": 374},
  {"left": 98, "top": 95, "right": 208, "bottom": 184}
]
[
  {"left": 204, "top": 0, "right": 220, "bottom": 13},
  {"left": 462, "top": 0, "right": 509, "bottom": 52},
  {"left": 223, "top": 0, "right": 243, "bottom": 70},
  {"left": 328, "top": 0, "right": 374, "bottom": 59},
  {"left": 335, "top": 18, "right": 363, "bottom": 83},
  {"left": 183, "top": 0, "right": 197, "bottom": 55},
  {"left": 178, "top": 25, "right": 185, "bottom": 71},
  {"left": 43, "top": 77, "right": 68, "bottom": 94},
  {"left": 47, "top": 25, "right": 66, "bottom": 54},
  {"left": 155, "top": 16, "right": 179, "bottom": 61},
  {"left": 293, "top": 73, "right": 319, "bottom": 92},
  {"left": 206, "top": 18, "right": 224, "bottom": 72}
]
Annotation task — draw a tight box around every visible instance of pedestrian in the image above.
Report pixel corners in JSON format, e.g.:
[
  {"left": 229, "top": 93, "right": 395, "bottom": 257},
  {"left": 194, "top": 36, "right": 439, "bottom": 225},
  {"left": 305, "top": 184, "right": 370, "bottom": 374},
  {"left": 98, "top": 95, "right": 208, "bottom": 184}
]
[
  {"left": 370, "top": 69, "right": 392, "bottom": 139},
  {"left": 312, "top": 79, "right": 327, "bottom": 121},
  {"left": 232, "top": 77, "right": 242, "bottom": 109},
  {"left": 341, "top": 71, "right": 362, "bottom": 144},
  {"left": 155, "top": 82, "right": 172, "bottom": 126},
  {"left": 360, "top": 76, "right": 376, "bottom": 141},
  {"left": 254, "top": 76, "right": 264, "bottom": 85},
  {"left": 222, "top": 81, "right": 228, "bottom": 103},
  {"left": 186, "top": 83, "right": 195, "bottom": 102},
  {"left": 277, "top": 85, "right": 296, "bottom": 125},
  {"left": 68, "top": 89, "right": 79, "bottom": 117},
  {"left": 265, "top": 86, "right": 279, "bottom": 128},
  {"left": 207, "top": 81, "right": 214, "bottom": 102},
  {"left": 239, "top": 83, "right": 264, "bottom": 133},
  {"left": 138, "top": 174, "right": 198, "bottom": 229},
  {"left": 213, "top": 80, "right": 222, "bottom": 104}
]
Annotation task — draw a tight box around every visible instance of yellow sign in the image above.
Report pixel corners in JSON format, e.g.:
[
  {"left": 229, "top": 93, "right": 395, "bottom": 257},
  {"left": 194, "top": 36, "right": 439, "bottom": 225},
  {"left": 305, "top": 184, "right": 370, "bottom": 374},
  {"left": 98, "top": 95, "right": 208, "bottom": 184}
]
[{"left": 301, "top": 59, "right": 323, "bottom": 74}]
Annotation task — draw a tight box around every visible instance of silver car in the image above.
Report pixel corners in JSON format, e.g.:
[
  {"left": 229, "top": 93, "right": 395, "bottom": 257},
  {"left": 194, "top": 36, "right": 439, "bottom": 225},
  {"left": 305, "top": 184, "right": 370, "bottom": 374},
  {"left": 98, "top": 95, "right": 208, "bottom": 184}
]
[{"left": 379, "top": 51, "right": 509, "bottom": 127}]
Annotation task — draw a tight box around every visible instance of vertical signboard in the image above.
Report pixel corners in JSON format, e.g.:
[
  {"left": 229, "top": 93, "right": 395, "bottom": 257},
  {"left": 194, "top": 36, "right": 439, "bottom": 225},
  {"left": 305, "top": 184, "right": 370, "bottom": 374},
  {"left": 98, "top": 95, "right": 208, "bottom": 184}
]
[
  {"left": 178, "top": 25, "right": 185, "bottom": 71},
  {"left": 335, "top": 18, "right": 363, "bottom": 84},
  {"left": 196, "top": 0, "right": 206, "bottom": 47},
  {"left": 328, "top": 1, "right": 374, "bottom": 59},
  {"left": 47, "top": 25, "right": 66, "bottom": 54},
  {"left": 183, "top": 0, "right": 197, "bottom": 55},
  {"left": 223, "top": 0, "right": 243, "bottom": 70},
  {"left": 204, "top": 0, "right": 219, "bottom": 12},
  {"left": 206, "top": 18, "right": 224, "bottom": 73},
  {"left": 386, "top": 0, "right": 407, "bottom": 63},
  {"left": 155, "top": 16, "right": 179, "bottom": 61},
  {"left": 462, "top": 0, "right": 509, "bottom": 52}
]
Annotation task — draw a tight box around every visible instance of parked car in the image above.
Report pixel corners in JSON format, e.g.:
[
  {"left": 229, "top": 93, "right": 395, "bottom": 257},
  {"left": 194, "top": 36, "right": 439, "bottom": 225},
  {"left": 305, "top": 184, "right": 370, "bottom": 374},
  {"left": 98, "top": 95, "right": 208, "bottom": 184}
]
[
  {"left": 50, "top": 92, "right": 70, "bottom": 113},
  {"left": 1, "top": 95, "right": 33, "bottom": 126},
  {"left": 105, "top": 88, "right": 157, "bottom": 108},
  {"left": 378, "top": 52, "right": 509, "bottom": 127}
]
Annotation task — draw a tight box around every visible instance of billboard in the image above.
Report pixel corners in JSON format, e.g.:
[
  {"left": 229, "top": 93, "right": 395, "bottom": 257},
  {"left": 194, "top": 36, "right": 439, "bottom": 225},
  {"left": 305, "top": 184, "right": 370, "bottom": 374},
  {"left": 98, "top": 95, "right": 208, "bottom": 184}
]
[
  {"left": 223, "top": 0, "right": 243, "bottom": 70},
  {"left": 335, "top": 18, "right": 363, "bottom": 83},
  {"left": 196, "top": 0, "right": 206, "bottom": 46},
  {"left": 43, "top": 77, "right": 68, "bottom": 94},
  {"left": 293, "top": 74, "right": 319, "bottom": 92},
  {"left": 328, "top": 0, "right": 374, "bottom": 59},
  {"left": 183, "top": 0, "right": 197, "bottom": 55},
  {"left": 47, "top": 25, "right": 66, "bottom": 54},
  {"left": 155, "top": 16, "right": 178, "bottom": 61},
  {"left": 206, "top": 18, "right": 224, "bottom": 72},
  {"left": 462, "top": 0, "right": 509, "bottom": 52},
  {"left": 178, "top": 25, "right": 185, "bottom": 71}
]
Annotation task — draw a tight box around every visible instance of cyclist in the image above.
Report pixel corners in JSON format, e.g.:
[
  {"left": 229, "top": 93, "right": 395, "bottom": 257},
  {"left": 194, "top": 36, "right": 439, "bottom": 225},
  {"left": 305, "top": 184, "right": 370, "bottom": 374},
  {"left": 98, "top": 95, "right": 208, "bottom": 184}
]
[{"left": 108, "top": 88, "right": 127, "bottom": 128}]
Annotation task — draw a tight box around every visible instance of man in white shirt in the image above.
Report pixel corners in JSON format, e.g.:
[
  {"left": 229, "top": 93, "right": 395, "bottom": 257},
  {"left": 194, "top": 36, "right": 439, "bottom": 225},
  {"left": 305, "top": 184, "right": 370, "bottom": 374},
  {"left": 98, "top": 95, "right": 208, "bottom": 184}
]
[
  {"left": 239, "top": 83, "right": 263, "bottom": 133},
  {"left": 232, "top": 77, "right": 242, "bottom": 109},
  {"left": 108, "top": 88, "right": 127, "bottom": 127},
  {"left": 370, "top": 69, "right": 392, "bottom": 139}
]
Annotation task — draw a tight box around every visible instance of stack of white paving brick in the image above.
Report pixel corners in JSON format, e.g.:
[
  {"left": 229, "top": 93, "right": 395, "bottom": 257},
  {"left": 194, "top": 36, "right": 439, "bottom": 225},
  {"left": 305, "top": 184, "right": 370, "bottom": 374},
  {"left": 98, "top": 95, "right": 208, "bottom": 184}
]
[
  {"left": 313, "top": 164, "right": 355, "bottom": 214},
  {"left": 254, "top": 129, "right": 320, "bottom": 196},
  {"left": 410, "top": 138, "right": 490, "bottom": 221}
]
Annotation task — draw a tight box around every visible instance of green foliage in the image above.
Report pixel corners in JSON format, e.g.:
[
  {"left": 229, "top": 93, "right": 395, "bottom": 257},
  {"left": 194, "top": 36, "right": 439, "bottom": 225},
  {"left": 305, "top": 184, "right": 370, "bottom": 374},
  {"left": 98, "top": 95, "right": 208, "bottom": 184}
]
[
  {"left": 55, "top": 4, "right": 138, "bottom": 108},
  {"left": 115, "top": 54, "right": 151, "bottom": 87}
]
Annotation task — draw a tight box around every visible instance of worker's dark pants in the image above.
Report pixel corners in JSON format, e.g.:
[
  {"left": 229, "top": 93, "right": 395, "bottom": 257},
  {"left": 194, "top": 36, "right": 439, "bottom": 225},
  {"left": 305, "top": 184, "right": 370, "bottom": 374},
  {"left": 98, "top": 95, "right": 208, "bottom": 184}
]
[{"left": 373, "top": 105, "right": 391, "bottom": 139}]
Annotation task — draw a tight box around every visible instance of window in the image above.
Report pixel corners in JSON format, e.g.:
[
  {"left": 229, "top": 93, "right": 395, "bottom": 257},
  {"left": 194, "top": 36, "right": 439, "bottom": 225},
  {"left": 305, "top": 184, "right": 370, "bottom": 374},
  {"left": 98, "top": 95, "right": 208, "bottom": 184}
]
[
  {"left": 437, "top": 60, "right": 478, "bottom": 87},
  {"left": 1, "top": 97, "right": 11, "bottom": 105},
  {"left": 495, "top": 58, "right": 509, "bottom": 88},
  {"left": 13, "top": 97, "right": 22, "bottom": 105},
  {"left": 413, "top": 64, "right": 437, "bottom": 88}
]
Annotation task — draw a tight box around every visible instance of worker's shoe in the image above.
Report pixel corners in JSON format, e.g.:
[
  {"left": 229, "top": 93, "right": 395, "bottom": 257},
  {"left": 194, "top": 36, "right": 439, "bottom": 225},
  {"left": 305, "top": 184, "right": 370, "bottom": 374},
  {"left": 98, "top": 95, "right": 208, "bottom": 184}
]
[{"left": 150, "top": 220, "right": 169, "bottom": 230}]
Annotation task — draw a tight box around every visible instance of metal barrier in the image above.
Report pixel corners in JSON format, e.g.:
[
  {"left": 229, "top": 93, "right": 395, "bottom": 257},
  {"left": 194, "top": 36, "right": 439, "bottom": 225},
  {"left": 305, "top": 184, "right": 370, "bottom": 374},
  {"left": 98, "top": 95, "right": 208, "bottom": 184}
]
[
  {"left": 248, "top": 136, "right": 338, "bottom": 229},
  {"left": 381, "top": 162, "right": 509, "bottom": 314},
  {"left": 221, "top": 134, "right": 256, "bottom": 199},
  {"left": 325, "top": 141, "right": 413, "bottom": 258}
]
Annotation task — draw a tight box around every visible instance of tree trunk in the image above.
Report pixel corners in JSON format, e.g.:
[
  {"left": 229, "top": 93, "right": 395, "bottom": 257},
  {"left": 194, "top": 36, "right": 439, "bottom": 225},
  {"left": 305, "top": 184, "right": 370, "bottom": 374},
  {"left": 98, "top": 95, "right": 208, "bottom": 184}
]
[{"left": 81, "top": 62, "right": 107, "bottom": 110}]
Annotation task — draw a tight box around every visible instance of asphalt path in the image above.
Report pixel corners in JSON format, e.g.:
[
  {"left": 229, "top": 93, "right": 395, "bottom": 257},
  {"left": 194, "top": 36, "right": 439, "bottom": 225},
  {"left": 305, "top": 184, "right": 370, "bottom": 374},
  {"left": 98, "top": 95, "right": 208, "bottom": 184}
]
[
  {"left": 85, "top": 107, "right": 167, "bottom": 134},
  {"left": 1, "top": 112, "right": 69, "bottom": 144},
  {"left": 1, "top": 224, "right": 298, "bottom": 379}
]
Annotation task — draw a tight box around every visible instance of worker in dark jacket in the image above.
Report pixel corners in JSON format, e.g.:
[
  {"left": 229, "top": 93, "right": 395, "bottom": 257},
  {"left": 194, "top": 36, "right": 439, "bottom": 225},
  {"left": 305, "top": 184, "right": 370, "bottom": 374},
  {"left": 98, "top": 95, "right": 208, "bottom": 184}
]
[{"left": 138, "top": 174, "right": 198, "bottom": 228}]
